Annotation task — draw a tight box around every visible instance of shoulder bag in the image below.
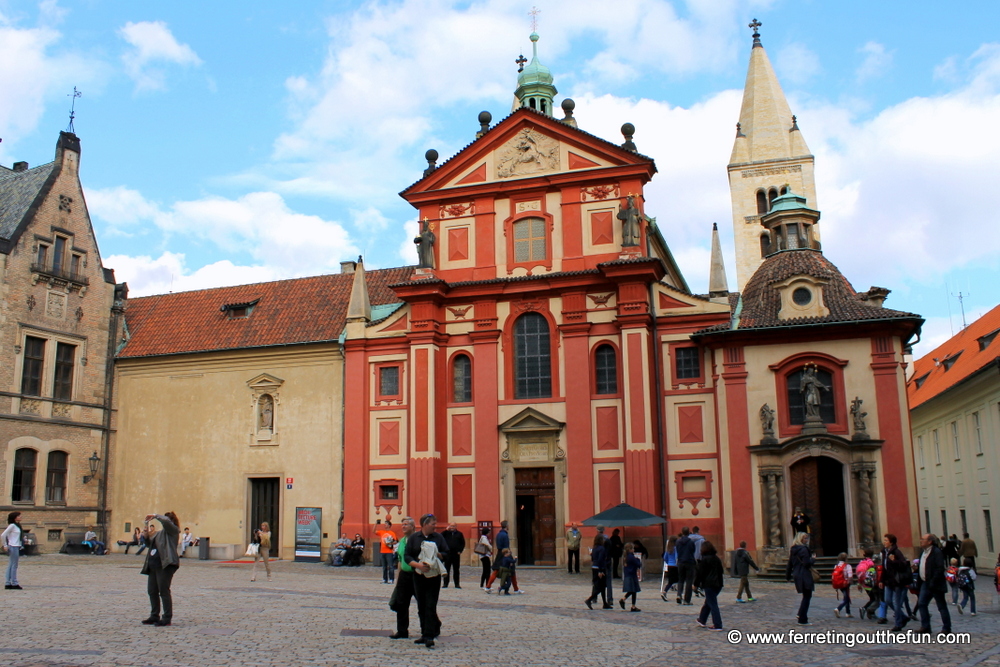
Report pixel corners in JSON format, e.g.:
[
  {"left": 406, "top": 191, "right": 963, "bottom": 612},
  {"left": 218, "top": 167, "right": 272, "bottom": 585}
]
[{"left": 246, "top": 542, "right": 260, "bottom": 557}]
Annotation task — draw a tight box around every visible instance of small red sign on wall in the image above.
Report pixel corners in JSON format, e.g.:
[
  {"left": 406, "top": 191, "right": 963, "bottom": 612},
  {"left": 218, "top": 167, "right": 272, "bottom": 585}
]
[{"left": 286, "top": 478, "right": 293, "bottom": 484}]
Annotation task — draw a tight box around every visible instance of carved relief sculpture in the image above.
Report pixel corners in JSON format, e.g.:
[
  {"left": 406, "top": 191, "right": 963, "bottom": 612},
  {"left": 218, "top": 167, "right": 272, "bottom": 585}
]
[
  {"left": 617, "top": 195, "right": 642, "bottom": 247},
  {"left": 496, "top": 128, "right": 559, "bottom": 179},
  {"left": 414, "top": 219, "right": 436, "bottom": 269}
]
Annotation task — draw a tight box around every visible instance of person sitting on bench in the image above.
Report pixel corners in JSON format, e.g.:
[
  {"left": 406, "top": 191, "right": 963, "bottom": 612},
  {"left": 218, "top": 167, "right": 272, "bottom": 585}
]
[{"left": 83, "top": 528, "right": 107, "bottom": 555}]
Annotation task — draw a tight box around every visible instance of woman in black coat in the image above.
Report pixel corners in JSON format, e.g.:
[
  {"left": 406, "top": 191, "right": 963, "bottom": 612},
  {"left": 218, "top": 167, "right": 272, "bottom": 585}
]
[
  {"left": 693, "top": 540, "right": 725, "bottom": 630},
  {"left": 785, "top": 531, "right": 816, "bottom": 625},
  {"left": 585, "top": 535, "right": 609, "bottom": 609}
]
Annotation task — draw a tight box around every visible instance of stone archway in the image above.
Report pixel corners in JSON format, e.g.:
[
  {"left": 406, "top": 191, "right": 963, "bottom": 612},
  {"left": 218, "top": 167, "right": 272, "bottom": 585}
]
[{"left": 788, "top": 455, "right": 848, "bottom": 557}]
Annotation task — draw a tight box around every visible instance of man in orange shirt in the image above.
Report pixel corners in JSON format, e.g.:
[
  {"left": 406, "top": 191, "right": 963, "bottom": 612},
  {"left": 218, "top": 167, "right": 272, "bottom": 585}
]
[{"left": 375, "top": 520, "right": 397, "bottom": 584}]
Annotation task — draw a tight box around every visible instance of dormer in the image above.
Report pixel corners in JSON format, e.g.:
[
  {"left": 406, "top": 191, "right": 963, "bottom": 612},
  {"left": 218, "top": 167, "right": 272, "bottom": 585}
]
[{"left": 773, "top": 274, "right": 830, "bottom": 321}]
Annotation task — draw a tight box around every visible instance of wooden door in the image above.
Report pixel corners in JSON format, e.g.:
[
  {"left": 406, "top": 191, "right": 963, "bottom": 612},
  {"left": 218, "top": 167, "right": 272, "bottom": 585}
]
[
  {"left": 250, "top": 477, "right": 280, "bottom": 557},
  {"left": 514, "top": 467, "right": 557, "bottom": 565},
  {"left": 788, "top": 458, "right": 824, "bottom": 555}
]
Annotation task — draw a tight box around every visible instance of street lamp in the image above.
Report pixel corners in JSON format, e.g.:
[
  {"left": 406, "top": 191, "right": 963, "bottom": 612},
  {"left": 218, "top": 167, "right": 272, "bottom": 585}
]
[{"left": 83, "top": 451, "right": 100, "bottom": 484}]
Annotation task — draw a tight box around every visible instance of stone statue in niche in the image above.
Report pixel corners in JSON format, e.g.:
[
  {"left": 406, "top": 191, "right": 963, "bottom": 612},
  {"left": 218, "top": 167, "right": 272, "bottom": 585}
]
[
  {"left": 414, "top": 219, "right": 436, "bottom": 269},
  {"left": 617, "top": 195, "right": 642, "bottom": 247},
  {"left": 799, "top": 365, "right": 829, "bottom": 420},
  {"left": 759, "top": 403, "right": 776, "bottom": 437},
  {"left": 258, "top": 394, "right": 274, "bottom": 431},
  {"left": 850, "top": 396, "right": 869, "bottom": 439}
]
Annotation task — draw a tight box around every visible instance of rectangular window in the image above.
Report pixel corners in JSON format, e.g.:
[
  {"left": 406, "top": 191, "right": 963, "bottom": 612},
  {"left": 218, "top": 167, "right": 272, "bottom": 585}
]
[
  {"left": 951, "top": 421, "right": 960, "bottom": 460},
  {"left": 45, "top": 451, "right": 68, "bottom": 504},
  {"left": 379, "top": 366, "right": 400, "bottom": 398},
  {"left": 37, "top": 243, "right": 49, "bottom": 266},
  {"left": 12, "top": 448, "right": 37, "bottom": 503},
  {"left": 20, "top": 336, "right": 46, "bottom": 396},
  {"left": 47, "top": 529, "right": 62, "bottom": 542},
  {"left": 513, "top": 218, "right": 546, "bottom": 263},
  {"left": 917, "top": 435, "right": 925, "bottom": 468},
  {"left": 675, "top": 347, "right": 701, "bottom": 380},
  {"left": 972, "top": 412, "right": 983, "bottom": 455},
  {"left": 985, "top": 510, "right": 995, "bottom": 553},
  {"left": 925, "top": 509, "right": 931, "bottom": 534},
  {"left": 380, "top": 485, "right": 399, "bottom": 501},
  {"left": 941, "top": 509, "right": 948, "bottom": 537},
  {"left": 53, "top": 235, "right": 67, "bottom": 271},
  {"left": 960, "top": 508, "right": 968, "bottom": 536},
  {"left": 53, "top": 342, "right": 76, "bottom": 401},
  {"left": 70, "top": 253, "right": 81, "bottom": 276},
  {"left": 933, "top": 429, "right": 941, "bottom": 465}
]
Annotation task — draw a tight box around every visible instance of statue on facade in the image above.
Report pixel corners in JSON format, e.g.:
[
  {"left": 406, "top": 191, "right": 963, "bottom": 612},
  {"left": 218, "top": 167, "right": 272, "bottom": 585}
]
[
  {"left": 799, "top": 365, "right": 829, "bottom": 420},
  {"left": 759, "top": 403, "right": 777, "bottom": 445},
  {"left": 851, "top": 396, "right": 869, "bottom": 439},
  {"left": 414, "top": 218, "right": 436, "bottom": 269},
  {"left": 258, "top": 394, "right": 274, "bottom": 430},
  {"left": 617, "top": 195, "right": 641, "bottom": 247}
]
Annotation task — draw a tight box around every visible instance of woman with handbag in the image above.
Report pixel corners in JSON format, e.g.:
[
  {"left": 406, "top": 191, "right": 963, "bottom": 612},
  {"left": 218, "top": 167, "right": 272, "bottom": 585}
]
[
  {"left": 785, "top": 531, "right": 817, "bottom": 625},
  {"left": 251, "top": 522, "right": 272, "bottom": 582},
  {"left": 476, "top": 527, "right": 492, "bottom": 589}
]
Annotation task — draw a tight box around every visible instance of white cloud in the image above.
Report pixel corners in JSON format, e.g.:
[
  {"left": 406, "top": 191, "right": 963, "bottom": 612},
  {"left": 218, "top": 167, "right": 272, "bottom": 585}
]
[
  {"left": 106, "top": 251, "right": 286, "bottom": 297},
  {"left": 856, "top": 41, "right": 892, "bottom": 82},
  {"left": 119, "top": 21, "right": 201, "bottom": 92}
]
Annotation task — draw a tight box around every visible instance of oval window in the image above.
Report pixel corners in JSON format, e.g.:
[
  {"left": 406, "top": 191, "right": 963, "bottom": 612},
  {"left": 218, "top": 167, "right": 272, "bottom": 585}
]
[{"left": 792, "top": 287, "right": 812, "bottom": 305}]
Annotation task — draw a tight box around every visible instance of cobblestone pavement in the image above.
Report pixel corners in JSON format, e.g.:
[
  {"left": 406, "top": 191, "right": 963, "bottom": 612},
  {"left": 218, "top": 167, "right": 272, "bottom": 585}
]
[{"left": 2, "top": 554, "right": 998, "bottom": 667}]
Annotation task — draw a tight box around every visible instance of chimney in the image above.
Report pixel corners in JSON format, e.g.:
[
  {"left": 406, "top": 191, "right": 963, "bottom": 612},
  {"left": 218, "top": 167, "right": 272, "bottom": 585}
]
[
  {"left": 340, "top": 260, "right": 356, "bottom": 274},
  {"left": 13, "top": 162, "right": 28, "bottom": 172}
]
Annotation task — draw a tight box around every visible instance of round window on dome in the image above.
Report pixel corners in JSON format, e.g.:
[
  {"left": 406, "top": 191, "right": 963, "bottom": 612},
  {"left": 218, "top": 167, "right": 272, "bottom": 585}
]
[{"left": 792, "top": 287, "right": 812, "bottom": 306}]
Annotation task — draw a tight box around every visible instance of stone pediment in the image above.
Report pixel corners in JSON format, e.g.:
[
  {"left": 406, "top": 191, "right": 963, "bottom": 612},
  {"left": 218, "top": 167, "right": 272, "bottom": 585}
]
[
  {"left": 246, "top": 373, "right": 285, "bottom": 392},
  {"left": 499, "top": 407, "right": 565, "bottom": 433}
]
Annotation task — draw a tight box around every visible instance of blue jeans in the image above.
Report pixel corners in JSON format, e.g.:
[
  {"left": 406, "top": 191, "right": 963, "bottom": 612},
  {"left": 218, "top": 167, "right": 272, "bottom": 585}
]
[
  {"left": 950, "top": 582, "right": 959, "bottom": 604},
  {"left": 959, "top": 587, "right": 976, "bottom": 614},
  {"left": 5, "top": 546, "right": 19, "bottom": 585},
  {"left": 698, "top": 586, "right": 723, "bottom": 628},
  {"left": 837, "top": 587, "right": 851, "bottom": 614},
  {"left": 917, "top": 585, "right": 952, "bottom": 633},
  {"left": 888, "top": 587, "right": 909, "bottom": 628}
]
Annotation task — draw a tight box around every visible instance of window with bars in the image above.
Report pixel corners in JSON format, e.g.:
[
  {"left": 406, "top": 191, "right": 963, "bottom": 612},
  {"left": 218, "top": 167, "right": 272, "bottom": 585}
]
[
  {"left": 379, "top": 366, "right": 400, "bottom": 398},
  {"left": 53, "top": 342, "right": 76, "bottom": 401},
  {"left": 513, "top": 218, "right": 546, "bottom": 263},
  {"left": 452, "top": 354, "right": 472, "bottom": 403},
  {"left": 12, "top": 448, "right": 37, "bottom": 503},
  {"left": 513, "top": 313, "right": 551, "bottom": 399},
  {"left": 21, "top": 336, "right": 46, "bottom": 396},
  {"left": 45, "top": 451, "right": 68, "bottom": 504},
  {"left": 594, "top": 344, "right": 617, "bottom": 395},
  {"left": 675, "top": 347, "right": 701, "bottom": 380}
]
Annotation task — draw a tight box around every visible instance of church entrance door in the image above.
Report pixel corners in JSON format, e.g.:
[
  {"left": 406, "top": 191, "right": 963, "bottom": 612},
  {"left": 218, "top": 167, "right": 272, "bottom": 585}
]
[
  {"left": 250, "top": 477, "right": 280, "bottom": 557},
  {"left": 788, "top": 456, "right": 847, "bottom": 557},
  {"left": 514, "top": 467, "right": 556, "bottom": 565}
]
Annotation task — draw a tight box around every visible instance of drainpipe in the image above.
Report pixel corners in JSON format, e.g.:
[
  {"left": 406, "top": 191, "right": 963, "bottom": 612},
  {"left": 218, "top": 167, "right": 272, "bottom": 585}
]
[{"left": 98, "top": 284, "right": 126, "bottom": 545}]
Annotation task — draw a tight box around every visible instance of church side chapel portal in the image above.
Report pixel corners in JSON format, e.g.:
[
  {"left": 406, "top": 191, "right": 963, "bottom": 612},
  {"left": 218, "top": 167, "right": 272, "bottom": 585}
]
[
  {"left": 514, "top": 467, "right": 556, "bottom": 565},
  {"left": 787, "top": 456, "right": 847, "bottom": 557}
]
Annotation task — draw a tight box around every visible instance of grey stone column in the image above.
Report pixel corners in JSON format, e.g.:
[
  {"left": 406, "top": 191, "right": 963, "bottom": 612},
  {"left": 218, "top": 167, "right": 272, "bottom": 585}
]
[
  {"left": 851, "top": 461, "right": 878, "bottom": 547},
  {"left": 759, "top": 466, "right": 784, "bottom": 548}
]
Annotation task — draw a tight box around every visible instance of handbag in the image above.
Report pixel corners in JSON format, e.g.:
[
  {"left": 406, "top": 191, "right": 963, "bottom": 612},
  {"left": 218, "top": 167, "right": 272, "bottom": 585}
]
[
  {"left": 246, "top": 543, "right": 260, "bottom": 557},
  {"left": 474, "top": 541, "right": 490, "bottom": 556},
  {"left": 810, "top": 566, "right": 821, "bottom": 583}
]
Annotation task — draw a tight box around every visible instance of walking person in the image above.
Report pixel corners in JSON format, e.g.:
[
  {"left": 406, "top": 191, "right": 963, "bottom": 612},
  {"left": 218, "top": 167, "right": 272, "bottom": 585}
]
[
  {"left": 375, "top": 520, "right": 397, "bottom": 584},
  {"left": 946, "top": 558, "right": 960, "bottom": 604},
  {"left": 694, "top": 541, "right": 724, "bottom": 630},
  {"left": 140, "top": 512, "right": 180, "bottom": 627},
  {"left": 734, "top": 540, "right": 759, "bottom": 602},
  {"left": 584, "top": 534, "right": 609, "bottom": 609},
  {"left": 388, "top": 517, "right": 416, "bottom": 639},
  {"left": 880, "top": 533, "right": 911, "bottom": 630},
  {"left": 441, "top": 523, "right": 465, "bottom": 589},
  {"left": 566, "top": 523, "right": 581, "bottom": 574},
  {"left": 676, "top": 527, "right": 696, "bottom": 605},
  {"left": 405, "top": 514, "right": 449, "bottom": 648},
  {"left": 250, "top": 521, "right": 272, "bottom": 583},
  {"left": 958, "top": 533, "right": 978, "bottom": 570},
  {"left": 475, "top": 528, "right": 492, "bottom": 589},
  {"left": 619, "top": 543, "right": 642, "bottom": 612},
  {"left": 660, "top": 535, "right": 679, "bottom": 601},
  {"left": 689, "top": 526, "right": 706, "bottom": 598},
  {"left": 485, "top": 521, "right": 520, "bottom": 593},
  {"left": 609, "top": 529, "right": 624, "bottom": 579},
  {"left": 785, "top": 531, "right": 816, "bottom": 625},
  {"left": 3, "top": 512, "right": 24, "bottom": 590},
  {"left": 915, "top": 533, "right": 952, "bottom": 634},
  {"left": 833, "top": 552, "right": 853, "bottom": 617},
  {"left": 956, "top": 557, "right": 977, "bottom": 616},
  {"left": 855, "top": 549, "right": 878, "bottom": 619}
]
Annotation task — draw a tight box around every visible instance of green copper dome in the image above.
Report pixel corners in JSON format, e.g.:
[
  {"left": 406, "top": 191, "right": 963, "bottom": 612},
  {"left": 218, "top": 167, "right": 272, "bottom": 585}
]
[
  {"left": 515, "top": 32, "right": 557, "bottom": 117},
  {"left": 768, "top": 187, "right": 815, "bottom": 213}
]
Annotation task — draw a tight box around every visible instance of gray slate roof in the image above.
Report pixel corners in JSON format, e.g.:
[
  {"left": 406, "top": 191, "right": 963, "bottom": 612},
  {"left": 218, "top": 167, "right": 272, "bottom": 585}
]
[{"left": 0, "top": 161, "right": 56, "bottom": 242}]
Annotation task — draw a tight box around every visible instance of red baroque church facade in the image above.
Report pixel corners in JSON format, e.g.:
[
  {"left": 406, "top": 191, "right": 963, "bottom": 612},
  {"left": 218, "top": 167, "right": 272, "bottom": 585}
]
[{"left": 341, "top": 34, "right": 923, "bottom": 563}]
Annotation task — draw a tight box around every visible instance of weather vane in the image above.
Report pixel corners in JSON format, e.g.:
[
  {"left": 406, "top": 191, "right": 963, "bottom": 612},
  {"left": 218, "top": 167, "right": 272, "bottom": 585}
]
[
  {"left": 67, "top": 86, "right": 82, "bottom": 133},
  {"left": 529, "top": 6, "right": 540, "bottom": 32}
]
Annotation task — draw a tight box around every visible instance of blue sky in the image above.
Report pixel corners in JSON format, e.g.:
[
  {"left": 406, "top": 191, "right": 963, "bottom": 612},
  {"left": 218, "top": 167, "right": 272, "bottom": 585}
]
[{"left": 2, "top": 0, "right": 999, "bottom": 357}]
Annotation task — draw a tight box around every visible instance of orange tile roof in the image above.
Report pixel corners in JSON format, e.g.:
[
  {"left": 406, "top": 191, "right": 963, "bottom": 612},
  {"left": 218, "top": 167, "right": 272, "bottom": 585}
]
[
  {"left": 907, "top": 303, "right": 1000, "bottom": 409},
  {"left": 119, "top": 267, "right": 414, "bottom": 359}
]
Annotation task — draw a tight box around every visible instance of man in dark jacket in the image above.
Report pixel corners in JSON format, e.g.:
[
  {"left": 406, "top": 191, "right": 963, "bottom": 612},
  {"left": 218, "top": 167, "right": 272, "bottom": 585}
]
[
  {"left": 441, "top": 523, "right": 466, "bottom": 589},
  {"left": 405, "top": 514, "right": 449, "bottom": 648},
  {"left": 916, "top": 533, "right": 952, "bottom": 634},
  {"left": 881, "top": 533, "right": 911, "bottom": 630},
  {"left": 675, "top": 527, "right": 696, "bottom": 605},
  {"left": 734, "top": 541, "right": 759, "bottom": 602}
]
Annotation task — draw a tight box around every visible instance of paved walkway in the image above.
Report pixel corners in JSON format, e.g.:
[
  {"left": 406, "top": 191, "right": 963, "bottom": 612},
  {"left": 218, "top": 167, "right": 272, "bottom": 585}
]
[{"left": 2, "top": 554, "right": 998, "bottom": 667}]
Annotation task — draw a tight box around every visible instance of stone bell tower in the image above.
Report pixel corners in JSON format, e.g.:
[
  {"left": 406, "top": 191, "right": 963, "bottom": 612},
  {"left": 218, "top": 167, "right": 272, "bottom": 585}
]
[{"left": 728, "top": 19, "right": 818, "bottom": 290}]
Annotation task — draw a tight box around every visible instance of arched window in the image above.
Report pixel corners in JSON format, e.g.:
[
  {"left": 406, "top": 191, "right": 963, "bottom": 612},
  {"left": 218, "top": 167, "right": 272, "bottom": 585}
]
[
  {"left": 779, "top": 185, "right": 789, "bottom": 195},
  {"left": 540, "top": 99, "right": 547, "bottom": 114},
  {"left": 453, "top": 354, "right": 472, "bottom": 403},
  {"left": 512, "top": 218, "right": 547, "bottom": 263},
  {"left": 12, "top": 448, "right": 37, "bottom": 503},
  {"left": 46, "top": 450, "right": 68, "bottom": 504},
  {"left": 768, "top": 188, "right": 778, "bottom": 210},
  {"left": 759, "top": 232, "right": 770, "bottom": 258},
  {"left": 786, "top": 367, "right": 836, "bottom": 425},
  {"left": 594, "top": 344, "right": 618, "bottom": 394},
  {"left": 513, "top": 313, "right": 551, "bottom": 399},
  {"left": 756, "top": 190, "right": 768, "bottom": 215},
  {"left": 529, "top": 98, "right": 537, "bottom": 109}
]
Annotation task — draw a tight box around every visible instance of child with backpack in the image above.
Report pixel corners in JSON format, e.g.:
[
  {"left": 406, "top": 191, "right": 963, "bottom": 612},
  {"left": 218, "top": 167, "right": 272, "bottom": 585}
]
[
  {"left": 497, "top": 548, "right": 516, "bottom": 595},
  {"left": 946, "top": 557, "right": 960, "bottom": 604},
  {"left": 856, "top": 549, "right": 878, "bottom": 620},
  {"left": 832, "top": 552, "right": 853, "bottom": 618},
  {"left": 956, "top": 557, "right": 977, "bottom": 616}
]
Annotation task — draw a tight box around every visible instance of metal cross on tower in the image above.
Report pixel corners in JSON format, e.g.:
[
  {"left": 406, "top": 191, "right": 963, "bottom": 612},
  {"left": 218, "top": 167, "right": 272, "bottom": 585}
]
[
  {"left": 529, "top": 6, "right": 540, "bottom": 32},
  {"left": 516, "top": 54, "right": 528, "bottom": 72},
  {"left": 67, "top": 86, "right": 82, "bottom": 133},
  {"left": 749, "top": 18, "right": 762, "bottom": 45}
]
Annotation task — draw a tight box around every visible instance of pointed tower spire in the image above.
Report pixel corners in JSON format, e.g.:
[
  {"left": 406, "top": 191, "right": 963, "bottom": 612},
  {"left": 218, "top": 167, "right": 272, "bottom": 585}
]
[
  {"left": 346, "top": 256, "right": 371, "bottom": 323},
  {"left": 708, "top": 223, "right": 730, "bottom": 303},
  {"left": 727, "top": 20, "right": 819, "bottom": 290}
]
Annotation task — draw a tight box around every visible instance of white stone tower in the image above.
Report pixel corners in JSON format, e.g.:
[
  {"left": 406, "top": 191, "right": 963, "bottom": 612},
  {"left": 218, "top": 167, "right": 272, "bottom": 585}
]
[{"left": 728, "top": 20, "right": 818, "bottom": 290}]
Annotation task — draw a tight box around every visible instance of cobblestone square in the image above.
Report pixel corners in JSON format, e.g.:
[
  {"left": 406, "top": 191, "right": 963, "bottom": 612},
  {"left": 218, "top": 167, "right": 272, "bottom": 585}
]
[{"left": 2, "top": 555, "right": 998, "bottom": 667}]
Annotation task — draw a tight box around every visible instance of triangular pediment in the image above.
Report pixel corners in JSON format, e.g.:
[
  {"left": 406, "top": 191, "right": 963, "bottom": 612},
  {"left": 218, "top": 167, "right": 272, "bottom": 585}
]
[
  {"left": 246, "top": 373, "right": 285, "bottom": 390},
  {"left": 653, "top": 284, "right": 731, "bottom": 317},
  {"left": 499, "top": 407, "right": 565, "bottom": 433},
  {"left": 402, "top": 108, "right": 655, "bottom": 198}
]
